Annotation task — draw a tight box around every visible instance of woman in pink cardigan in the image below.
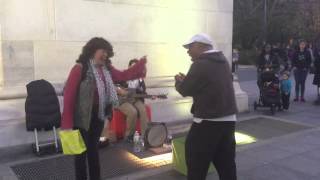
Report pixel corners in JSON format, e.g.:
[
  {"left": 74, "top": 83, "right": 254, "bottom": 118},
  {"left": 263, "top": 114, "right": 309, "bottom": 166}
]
[{"left": 61, "top": 37, "right": 146, "bottom": 180}]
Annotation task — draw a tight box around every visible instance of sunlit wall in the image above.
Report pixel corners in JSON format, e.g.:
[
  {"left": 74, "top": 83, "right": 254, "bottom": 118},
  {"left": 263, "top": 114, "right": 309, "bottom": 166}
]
[
  {"left": 0, "top": 0, "right": 236, "bottom": 147},
  {"left": 0, "top": 0, "right": 233, "bottom": 87}
]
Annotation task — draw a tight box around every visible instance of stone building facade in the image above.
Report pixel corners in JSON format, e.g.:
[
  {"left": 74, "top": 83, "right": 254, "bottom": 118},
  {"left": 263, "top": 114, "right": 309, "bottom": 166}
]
[{"left": 0, "top": 0, "right": 248, "bottom": 147}]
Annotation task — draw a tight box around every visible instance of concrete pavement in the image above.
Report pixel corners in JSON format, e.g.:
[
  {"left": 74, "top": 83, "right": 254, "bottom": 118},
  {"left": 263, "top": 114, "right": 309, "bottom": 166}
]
[
  {"left": 136, "top": 66, "right": 320, "bottom": 180},
  {"left": 1, "top": 66, "right": 320, "bottom": 180}
]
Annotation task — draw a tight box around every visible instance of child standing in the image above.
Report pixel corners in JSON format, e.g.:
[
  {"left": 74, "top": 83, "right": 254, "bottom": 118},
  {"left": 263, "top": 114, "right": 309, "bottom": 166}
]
[{"left": 281, "top": 71, "right": 292, "bottom": 110}]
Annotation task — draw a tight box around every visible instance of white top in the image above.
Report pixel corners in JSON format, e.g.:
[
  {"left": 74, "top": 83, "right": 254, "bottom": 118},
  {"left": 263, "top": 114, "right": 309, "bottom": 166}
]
[
  {"left": 204, "top": 49, "right": 221, "bottom": 54},
  {"left": 194, "top": 114, "right": 237, "bottom": 123},
  {"left": 127, "top": 79, "right": 140, "bottom": 89}
]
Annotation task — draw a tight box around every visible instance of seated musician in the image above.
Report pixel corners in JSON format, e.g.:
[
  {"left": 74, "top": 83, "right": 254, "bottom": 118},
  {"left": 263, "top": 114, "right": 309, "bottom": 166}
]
[
  {"left": 117, "top": 59, "right": 151, "bottom": 142},
  {"left": 98, "top": 57, "right": 147, "bottom": 148}
]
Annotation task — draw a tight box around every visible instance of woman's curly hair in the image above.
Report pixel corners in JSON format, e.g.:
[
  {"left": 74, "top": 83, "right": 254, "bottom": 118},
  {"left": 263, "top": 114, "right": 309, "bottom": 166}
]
[{"left": 76, "top": 37, "right": 114, "bottom": 79}]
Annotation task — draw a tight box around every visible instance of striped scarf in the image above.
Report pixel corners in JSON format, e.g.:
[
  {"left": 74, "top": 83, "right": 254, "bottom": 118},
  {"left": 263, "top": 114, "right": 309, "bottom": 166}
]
[{"left": 89, "top": 60, "right": 118, "bottom": 121}]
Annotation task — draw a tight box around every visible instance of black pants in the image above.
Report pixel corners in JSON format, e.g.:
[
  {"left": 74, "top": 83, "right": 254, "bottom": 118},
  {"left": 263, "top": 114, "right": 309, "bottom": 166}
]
[
  {"left": 281, "top": 93, "right": 290, "bottom": 109},
  {"left": 75, "top": 110, "right": 104, "bottom": 180},
  {"left": 294, "top": 69, "right": 308, "bottom": 98},
  {"left": 185, "top": 121, "right": 237, "bottom": 180}
]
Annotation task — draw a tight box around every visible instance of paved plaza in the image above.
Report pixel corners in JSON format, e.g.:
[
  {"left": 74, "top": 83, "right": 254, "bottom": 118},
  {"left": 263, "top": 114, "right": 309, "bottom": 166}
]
[{"left": 1, "top": 66, "right": 320, "bottom": 180}]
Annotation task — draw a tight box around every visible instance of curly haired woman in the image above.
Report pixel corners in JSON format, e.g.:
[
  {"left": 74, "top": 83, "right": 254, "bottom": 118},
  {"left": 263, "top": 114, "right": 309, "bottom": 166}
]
[{"left": 61, "top": 37, "right": 147, "bottom": 180}]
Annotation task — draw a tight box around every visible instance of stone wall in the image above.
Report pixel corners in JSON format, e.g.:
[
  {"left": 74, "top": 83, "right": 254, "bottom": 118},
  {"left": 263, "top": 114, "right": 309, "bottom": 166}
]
[
  {"left": 0, "top": 0, "right": 250, "bottom": 148},
  {"left": 0, "top": 0, "right": 233, "bottom": 87},
  {"left": 0, "top": 23, "right": 3, "bottom": 87}
]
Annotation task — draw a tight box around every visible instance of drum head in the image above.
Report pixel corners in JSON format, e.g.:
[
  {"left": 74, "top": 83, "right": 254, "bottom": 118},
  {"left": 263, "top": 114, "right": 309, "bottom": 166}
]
[{"left": 144, "top": 123, "right": 167, "bottom": 148}]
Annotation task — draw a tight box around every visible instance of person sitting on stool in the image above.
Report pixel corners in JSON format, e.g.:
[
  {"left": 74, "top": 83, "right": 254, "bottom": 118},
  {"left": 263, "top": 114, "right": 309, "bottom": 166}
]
[{"left": 117, "top": 59, "right": 151, "bottom": 142}]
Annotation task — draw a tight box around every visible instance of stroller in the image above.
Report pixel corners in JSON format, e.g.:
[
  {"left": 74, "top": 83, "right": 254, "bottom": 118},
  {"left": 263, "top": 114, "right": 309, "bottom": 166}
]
[{"left": 254, "top": 69, "right": 282, "bottom": 115}]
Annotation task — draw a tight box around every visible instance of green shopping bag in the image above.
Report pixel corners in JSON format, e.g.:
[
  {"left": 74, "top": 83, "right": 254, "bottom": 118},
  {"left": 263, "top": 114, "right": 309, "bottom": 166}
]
[
  {"left": 172, "top": 137, "right": 215, "bottom": 176},
  {"left": 59, "top": 130, "right": 86, "bottom": 155}
]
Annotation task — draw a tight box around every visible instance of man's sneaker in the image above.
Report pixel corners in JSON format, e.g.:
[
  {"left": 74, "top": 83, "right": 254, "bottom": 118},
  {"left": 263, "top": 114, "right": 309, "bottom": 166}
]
[
  {"left": 300, "top": 97, "right": 306, "bottom": 102},
  {"left": 293, "top": 98, "right": 299, "bottom": 102},
  {"left": 314, "top": 98, "right": 320, "bottom": 105},
  {"left": 99, "top": 137, "right": 110, "bottom": 148}
]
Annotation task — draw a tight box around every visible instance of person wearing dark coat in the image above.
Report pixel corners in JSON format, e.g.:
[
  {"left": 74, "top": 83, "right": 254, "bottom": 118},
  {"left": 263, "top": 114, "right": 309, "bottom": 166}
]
[
  {"left": 313, "top": 48, "right": 320, "bottom": 104},
  {"left": 175, "top": 33, "right": 238, "bottom": 180},
  {"left": 256, "top": 44, "right": 280, "bottom": 89},
  {"left": 291, "top": 40, "right": 312, "bottom": 102},
  {"left": 257, "top": 44, "right": 280, "bottom": 73}
]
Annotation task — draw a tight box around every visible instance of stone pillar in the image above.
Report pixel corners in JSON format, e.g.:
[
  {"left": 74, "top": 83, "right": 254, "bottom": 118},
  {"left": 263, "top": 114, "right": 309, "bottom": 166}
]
[
  {"left": 0, "top": 23, "right": 3, "bottom": 88},
  {"left": 233, "top": 76, "right": 249, "bottom": 112}
]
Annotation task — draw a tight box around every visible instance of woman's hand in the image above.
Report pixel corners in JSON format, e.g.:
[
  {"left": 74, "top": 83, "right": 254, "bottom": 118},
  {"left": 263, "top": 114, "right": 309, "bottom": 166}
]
[
  {"left": 140, "top": 56, "right": 147, "bottom": 64},
  {"left": 139, "top": 56, "right": 147, "bottom": 76}
]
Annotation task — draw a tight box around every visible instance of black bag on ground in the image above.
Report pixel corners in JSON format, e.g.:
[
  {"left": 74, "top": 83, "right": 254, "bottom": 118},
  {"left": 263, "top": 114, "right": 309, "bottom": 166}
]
[
  {"left": 25, "top": 79, "right": 62, "bottom": 156},
  {"left": 25, "top": 79, "right": 61, "bottom": 131}
]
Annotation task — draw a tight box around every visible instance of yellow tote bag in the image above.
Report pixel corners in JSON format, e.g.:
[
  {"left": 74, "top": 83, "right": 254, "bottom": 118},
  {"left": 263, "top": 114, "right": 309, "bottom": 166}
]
[{"left": 59, "top": 130, "right": 86, "bottom": 155}]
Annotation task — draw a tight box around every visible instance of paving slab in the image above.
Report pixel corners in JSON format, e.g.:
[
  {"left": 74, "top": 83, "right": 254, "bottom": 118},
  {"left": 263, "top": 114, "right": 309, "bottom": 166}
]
[
  {"left": 242, "top": 163, "right": 315, "bottom": 180},
  {"left": 273, "top": 155, "right": 320, "bottom": 177},
  {"left": 1, "top": 66, "right": 320, "bottom": 180}
]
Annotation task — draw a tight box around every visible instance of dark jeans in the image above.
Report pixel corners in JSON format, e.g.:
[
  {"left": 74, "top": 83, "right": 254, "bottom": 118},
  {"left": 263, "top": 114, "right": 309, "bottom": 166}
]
[
  {"left": 185, "top": 121, "right": 237, "bottom": 180},
  {"left": 294, "top": 69, "right": 308, "bottom": 98},
  {"left": 232, "top": 62, "right": 238, "bottom": 73},
  {"left": 281, "top": 93, "right": 290, "bottom": 109},
  {"left": 75, "top": 110, "right": 104, "bottom": 180}
]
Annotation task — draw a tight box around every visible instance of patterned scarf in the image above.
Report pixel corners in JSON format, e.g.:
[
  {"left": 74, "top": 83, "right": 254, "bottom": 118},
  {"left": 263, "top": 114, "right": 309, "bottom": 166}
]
[{"left": 89, "top": 60, "right": 118, "bottom": 121}]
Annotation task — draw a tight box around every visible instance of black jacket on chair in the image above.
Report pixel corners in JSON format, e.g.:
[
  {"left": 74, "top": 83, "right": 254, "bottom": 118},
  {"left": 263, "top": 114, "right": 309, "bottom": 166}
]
[{"left": 25, "top": 79, "right": 61, "bottom": 131}]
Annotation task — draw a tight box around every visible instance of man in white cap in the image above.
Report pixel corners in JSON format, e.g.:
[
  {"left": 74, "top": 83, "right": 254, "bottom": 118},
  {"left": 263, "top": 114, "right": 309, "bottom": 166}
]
[{"left": 175, "top": 33, "right": 237, "bottom": 180}]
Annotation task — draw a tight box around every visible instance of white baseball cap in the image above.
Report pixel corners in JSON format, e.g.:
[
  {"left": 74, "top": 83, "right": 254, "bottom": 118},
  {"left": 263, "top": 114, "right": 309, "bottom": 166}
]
[{"left": 183, "top": 33, "right": 213, "bottom": 49}]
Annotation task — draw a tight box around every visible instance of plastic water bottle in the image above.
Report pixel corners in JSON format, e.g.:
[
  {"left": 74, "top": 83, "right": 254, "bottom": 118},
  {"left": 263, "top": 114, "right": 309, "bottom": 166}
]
[
  {"left": 133, "top": 131, "right": 141, "bottom": 153},
  {"left": 163, "top": 134, "right": 173, "bottom": 149},
  {"left": 167, "top": 134, "right": 173, "bottom": 143},
  {"left": 139, "top": 136, "right": 144, "bottom": 151}
]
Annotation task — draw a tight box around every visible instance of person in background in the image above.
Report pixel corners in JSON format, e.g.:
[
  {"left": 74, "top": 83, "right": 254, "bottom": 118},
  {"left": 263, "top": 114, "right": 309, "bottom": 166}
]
[
  {"left": 280, "top": 71, "right": 292, "bottom": 110},
  {"left": 286, "top": 38, "right": 296, "bottom": 70},
  {"left": 256, "top": 44, "right": 280, "bottom": 89},
  {"left": 257, "top": 44, "right": 280, "bottom": 73},
  {"left": 272, "top": 43, "right": 288, "bottom": 72},
  {"left": 61, "top": 37, "right": 147, "bottom": 180},
  {"left": 232, "top": 48, "right": 239, "bottom": 73},
  {"left": 307, "top": 42, "right": 315, "bottom": 63},
  {"left": 312, "top": 46, "right": 320, "bottom": 105},
  {"left": 292, "top": 39, "right": 312, "bottom": 102}
]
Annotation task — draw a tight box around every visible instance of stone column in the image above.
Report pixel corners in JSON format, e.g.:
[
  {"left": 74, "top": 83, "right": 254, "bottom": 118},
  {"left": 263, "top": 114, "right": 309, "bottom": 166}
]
[{"left": 0, "top": 23, "right": 3, "bottom": 88}]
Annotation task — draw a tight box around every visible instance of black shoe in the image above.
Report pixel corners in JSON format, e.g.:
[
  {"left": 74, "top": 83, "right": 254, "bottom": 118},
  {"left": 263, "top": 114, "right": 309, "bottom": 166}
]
[
  {"left": 99, "top": 138, "right": 110, "bottom": 148},
  {"left": 125, "top": 135, "right": 134, "bottom": 143},
  {"left": 314, "top": 99, "right": 320, "bottom": 105}
]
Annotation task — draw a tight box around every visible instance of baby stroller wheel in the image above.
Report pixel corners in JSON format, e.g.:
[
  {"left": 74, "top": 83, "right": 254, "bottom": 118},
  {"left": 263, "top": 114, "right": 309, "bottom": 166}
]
[
  {"left": 254, "top": 101, "right": 258, "bottom": 111},
  {"left": 270, "top": 104, "right": 276, "bottom": 115}
]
